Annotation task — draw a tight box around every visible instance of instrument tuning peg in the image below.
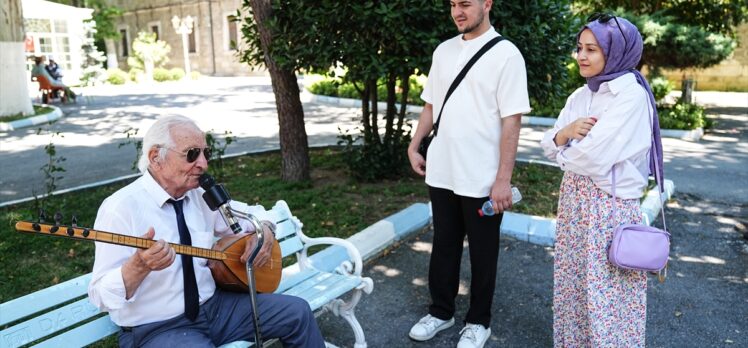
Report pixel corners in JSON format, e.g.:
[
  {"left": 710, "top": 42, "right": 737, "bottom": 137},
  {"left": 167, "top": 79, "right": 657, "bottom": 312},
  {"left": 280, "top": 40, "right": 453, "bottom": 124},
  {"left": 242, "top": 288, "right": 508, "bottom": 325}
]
[
  {"left": 68, "top": 215, "right": 78, "bottom": 236},
  {"left": 50, "top": 212, "right": 63, "bottom": 234},
  {"left": 33, "top": 209, "right": 47, "bottom": 232}
]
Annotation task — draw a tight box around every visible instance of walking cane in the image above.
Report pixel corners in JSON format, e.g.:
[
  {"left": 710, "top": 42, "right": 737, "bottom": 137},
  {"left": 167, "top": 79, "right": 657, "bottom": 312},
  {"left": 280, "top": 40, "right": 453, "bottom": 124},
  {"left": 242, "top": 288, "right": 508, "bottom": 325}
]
[{"left": 243, "top": 214, "right": 265, "bottom": 347}]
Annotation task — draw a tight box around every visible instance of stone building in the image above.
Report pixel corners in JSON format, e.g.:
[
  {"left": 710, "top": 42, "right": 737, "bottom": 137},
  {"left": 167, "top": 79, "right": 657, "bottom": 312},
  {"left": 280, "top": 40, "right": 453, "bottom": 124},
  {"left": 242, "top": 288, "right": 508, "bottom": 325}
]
[{"left": 106, "top": 0, "right": 262, "bottom": 76}]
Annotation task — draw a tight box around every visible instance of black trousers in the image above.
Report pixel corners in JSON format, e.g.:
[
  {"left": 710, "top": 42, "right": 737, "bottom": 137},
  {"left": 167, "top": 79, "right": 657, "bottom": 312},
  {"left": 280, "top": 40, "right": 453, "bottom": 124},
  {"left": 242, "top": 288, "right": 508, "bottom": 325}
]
[{"left": 427, "top": 186, "right": 503, "bottom": 328}]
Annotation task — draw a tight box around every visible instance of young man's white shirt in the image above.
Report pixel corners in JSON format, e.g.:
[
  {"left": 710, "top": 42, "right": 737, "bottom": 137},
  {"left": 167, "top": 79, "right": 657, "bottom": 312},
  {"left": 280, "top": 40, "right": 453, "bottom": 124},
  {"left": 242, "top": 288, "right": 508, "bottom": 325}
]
[{"left": 421, "top": 27, "right": 531, "bottom": 198}]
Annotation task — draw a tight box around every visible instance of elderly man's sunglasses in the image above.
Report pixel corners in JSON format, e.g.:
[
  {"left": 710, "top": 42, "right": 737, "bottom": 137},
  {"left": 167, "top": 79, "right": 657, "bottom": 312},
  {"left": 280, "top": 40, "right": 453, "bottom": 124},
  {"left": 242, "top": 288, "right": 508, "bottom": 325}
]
[
  {"left": 165, "top": 147, "right": 212, "bottom": 163},
  {"left": 587, "top": 13, "right": 628, "bottom": 49}
]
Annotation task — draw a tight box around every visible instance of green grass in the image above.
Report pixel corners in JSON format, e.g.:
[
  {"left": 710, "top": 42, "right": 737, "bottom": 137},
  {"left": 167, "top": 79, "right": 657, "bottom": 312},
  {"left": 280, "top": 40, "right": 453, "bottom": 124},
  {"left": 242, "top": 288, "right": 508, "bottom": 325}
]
[
  {"left": 0, "top": 105, "right": 55, "bottom": 123},
  {"left": 0, "top": 148, "right": 562, "bottom": 303}
]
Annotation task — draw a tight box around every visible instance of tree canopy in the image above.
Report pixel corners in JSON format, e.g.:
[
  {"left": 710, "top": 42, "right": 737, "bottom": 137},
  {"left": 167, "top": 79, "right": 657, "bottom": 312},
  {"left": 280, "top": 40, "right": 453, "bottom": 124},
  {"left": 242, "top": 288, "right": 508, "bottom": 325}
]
[
  {"left": 239, "top": 0, "right": 577, "bottom": 179},
  {"left": 573, "top": 1, "right": 743, "bottom": 72}
]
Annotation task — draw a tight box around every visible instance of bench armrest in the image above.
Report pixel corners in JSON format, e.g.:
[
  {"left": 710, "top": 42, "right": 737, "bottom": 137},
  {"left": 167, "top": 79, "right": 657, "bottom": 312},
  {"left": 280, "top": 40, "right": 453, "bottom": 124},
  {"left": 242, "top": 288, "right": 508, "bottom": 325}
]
[{"left": 297, "top": 234, "right": 364, "bottom": 278}]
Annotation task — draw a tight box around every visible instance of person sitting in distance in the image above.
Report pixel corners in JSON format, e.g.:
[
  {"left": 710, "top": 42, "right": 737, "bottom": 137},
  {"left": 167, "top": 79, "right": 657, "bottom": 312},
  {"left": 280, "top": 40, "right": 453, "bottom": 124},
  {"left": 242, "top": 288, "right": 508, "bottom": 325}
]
[
  {"left": 31, "top": 55, "right": 76, "bottom": 102},
  {"left": 45, "top": 55, "right": 63, "bottom": 80}
]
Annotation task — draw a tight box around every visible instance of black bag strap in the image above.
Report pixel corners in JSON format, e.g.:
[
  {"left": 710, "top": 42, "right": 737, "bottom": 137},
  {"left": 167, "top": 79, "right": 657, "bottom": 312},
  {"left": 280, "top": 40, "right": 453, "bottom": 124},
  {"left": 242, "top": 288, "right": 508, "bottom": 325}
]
[{"left": 432, "top": 35, "right": 506, "bottom": 136}]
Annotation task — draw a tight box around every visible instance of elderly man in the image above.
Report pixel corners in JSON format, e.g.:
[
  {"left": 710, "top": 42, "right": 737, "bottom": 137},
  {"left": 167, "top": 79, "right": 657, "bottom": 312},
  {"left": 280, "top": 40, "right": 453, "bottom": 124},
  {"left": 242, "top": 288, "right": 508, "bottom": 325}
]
[{"left": 88, "top": 115, "right": 325, "bottom": 347}]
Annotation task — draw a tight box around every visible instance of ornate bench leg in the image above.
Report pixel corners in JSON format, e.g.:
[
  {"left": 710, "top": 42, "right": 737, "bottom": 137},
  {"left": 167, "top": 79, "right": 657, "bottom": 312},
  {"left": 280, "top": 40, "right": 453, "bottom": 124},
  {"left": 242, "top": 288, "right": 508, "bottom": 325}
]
[{"left": 325, "top": 278, "right": 374, "bottom": 348}]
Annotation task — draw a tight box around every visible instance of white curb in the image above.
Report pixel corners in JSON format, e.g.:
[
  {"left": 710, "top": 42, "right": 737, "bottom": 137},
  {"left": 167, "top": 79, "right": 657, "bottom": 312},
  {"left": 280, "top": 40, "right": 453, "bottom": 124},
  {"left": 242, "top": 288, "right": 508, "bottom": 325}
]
[{"left": 0, "top": 105, "right": 63, "bottom": 132}]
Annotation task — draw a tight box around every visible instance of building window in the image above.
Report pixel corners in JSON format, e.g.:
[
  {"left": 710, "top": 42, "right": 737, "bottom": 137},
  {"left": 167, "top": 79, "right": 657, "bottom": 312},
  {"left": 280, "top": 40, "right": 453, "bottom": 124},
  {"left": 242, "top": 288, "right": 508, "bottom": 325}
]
[
  {"left": 120, "top": 29, "right": 129, "bottom": 57},
  {"left": 188, "top": 29, "right": 196, "bottom": 53},
  {"left": 149, "top": 21, "right": 161, "bottom": 40},
  {"left": 227, "top": 15, "right": 238, "bottom": 50}
]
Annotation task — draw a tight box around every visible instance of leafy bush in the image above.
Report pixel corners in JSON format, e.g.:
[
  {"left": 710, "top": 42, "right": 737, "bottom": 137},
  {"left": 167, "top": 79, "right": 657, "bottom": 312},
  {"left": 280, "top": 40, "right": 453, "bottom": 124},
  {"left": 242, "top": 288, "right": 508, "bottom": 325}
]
[
  {"left": 153, "top": 67, "right": 171, "bottom": 82},
  {"left": 338, "top": 128, "right": 412, "bottom": 182},
  {"left": 170, "top": 68, "right": 185, "bottom": 81},
  {"left": 127, "top": 32, "right": 171, "bottom": 81},
  {"left": 650, "top": 76, "right": 674, "bottom": 103},
  {"left": 658, "top": 101, "right": 705, "bottom": 130},
  {"left": 190, "top": 71, "right": 201, "bottom": 80},
  {"left": 531, "top": 60, "right": 586, "bottom": 117},
  {"left": 105, "top": 68, "right": 128, "bottom": 85},
  {"left": 128, "top": 68, "right": 143, "bottom": 82},
  {"left": 308, "top": 76, "right": 425, "bottom": 106},
  {"left": 308, "top": 79, "right": 339, "bottom": 97}
]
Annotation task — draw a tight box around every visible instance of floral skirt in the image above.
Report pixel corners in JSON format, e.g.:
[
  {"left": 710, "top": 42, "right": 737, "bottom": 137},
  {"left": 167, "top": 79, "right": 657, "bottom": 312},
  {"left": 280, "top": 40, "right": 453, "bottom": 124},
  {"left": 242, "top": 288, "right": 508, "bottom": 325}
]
[{"left": 553, "top": 172, "right": 647, "bottom": 348}]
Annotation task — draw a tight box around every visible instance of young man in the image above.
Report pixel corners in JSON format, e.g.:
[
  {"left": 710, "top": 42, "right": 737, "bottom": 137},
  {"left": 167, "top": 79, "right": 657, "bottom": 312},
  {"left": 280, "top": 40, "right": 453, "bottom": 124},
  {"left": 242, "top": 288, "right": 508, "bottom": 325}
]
[
  {"left": 407, "top": 0, "right": 530, "bottom": 347},
  {"left": 88, "top": 116, "right": 325, "bottom": 347}
]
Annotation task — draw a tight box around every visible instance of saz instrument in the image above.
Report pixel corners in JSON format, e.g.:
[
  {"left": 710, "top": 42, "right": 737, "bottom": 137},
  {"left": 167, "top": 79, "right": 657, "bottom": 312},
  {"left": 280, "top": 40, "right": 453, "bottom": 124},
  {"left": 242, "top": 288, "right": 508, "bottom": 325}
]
[{"left": 15, "top": 220, "right": 282, "bottom": 293}]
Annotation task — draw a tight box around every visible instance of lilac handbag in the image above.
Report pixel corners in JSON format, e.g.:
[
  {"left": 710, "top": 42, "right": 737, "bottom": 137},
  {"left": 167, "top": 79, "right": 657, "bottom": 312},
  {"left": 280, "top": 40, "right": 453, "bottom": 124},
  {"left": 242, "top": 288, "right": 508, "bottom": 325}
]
[{"left": 607, "top": 147, "right": 670, "bottom": 276}]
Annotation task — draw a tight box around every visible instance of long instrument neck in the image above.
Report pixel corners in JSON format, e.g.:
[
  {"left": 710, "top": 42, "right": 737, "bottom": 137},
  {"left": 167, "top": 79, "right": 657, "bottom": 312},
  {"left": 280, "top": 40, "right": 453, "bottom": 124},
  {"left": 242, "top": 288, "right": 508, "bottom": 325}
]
[{"left": 15, "top": 221, "right": 227, "bottom": 261}]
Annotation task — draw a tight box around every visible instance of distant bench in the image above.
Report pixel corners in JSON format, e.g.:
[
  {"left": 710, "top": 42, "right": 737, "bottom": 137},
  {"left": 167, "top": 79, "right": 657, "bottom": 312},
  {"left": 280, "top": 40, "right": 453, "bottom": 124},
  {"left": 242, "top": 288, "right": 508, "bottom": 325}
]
[{"left": 0, "top": 200, "right": 374, "bottom": 347}]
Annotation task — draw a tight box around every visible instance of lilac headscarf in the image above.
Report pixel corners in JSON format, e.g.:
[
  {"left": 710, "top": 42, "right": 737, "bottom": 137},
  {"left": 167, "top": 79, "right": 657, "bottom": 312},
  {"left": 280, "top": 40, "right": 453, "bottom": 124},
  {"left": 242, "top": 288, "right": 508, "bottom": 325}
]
[{"left": 579, "top": 17, "right": 664, "bottom": 187}]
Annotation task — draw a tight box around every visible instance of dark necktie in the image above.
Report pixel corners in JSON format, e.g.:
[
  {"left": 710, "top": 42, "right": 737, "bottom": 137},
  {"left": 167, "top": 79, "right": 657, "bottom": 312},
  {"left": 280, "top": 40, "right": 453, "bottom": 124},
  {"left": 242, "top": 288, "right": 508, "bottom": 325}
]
[{"left": 168, "top": 199, "right": 199, "bottom": 321}]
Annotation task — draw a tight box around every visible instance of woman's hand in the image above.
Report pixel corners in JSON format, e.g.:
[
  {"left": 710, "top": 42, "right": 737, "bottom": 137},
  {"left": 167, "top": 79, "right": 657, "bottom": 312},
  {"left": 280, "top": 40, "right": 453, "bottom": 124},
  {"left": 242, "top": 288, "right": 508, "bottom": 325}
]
[{"left": 555, "top": 117, "right": 597, "bottom": 145}]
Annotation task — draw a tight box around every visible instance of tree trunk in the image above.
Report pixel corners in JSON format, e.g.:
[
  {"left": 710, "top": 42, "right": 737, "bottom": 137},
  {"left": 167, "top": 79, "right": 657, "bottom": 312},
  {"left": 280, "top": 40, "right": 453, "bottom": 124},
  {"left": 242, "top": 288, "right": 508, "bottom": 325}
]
[
  {"left": 1, "top": 0, "right": 34, "bottom": 118},
  {"left": 397, "top": 72, "right": 410, "bottom": 135},
  {"left": 383, "top": 73, "right": 396, "bottom": 146},
  {"left": 249, "top": 0, "right": 310, "bottom": 182},
  {"left": 681, "top": 77, "right": 695, "bottom": 104},
  {"left": 105, "top": 39, "right": 119, "bottom": 69},
  {"left": 368, "top": 79, "right": 380, "bottom": 144}
]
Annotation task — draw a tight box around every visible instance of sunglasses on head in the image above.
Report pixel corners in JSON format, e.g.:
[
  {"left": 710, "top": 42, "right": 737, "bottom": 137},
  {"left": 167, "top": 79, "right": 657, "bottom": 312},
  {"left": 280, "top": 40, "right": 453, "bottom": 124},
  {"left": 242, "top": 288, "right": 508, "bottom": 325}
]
[
  {"left": 165, "top": 147, "right": 212, "bottom": 163},
  {"left": 587, "top": 13, "right": 628, "bottom": 49}
]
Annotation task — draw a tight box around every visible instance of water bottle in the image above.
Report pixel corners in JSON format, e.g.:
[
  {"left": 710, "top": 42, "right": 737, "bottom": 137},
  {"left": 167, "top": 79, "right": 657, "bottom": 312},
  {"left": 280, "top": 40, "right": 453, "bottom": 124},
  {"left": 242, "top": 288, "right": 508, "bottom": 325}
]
[{"left": 478, "top": 187, "right": 522, "bottom": 217}]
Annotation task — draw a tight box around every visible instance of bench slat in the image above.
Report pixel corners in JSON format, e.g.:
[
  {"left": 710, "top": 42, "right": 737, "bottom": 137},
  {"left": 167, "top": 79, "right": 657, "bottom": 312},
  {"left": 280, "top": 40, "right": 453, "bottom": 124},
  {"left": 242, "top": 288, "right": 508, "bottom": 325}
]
[
  {"left": 275, "top": 268, "right": 320, "bottom": 294},
  {"left": 279, "top": 236, "right": 304, "bottom": 258},
  {"left": 282, "top": 272, "right": 362, "bottom": 311},
  {"left": 274, "top": 219, "right": 297, "bottom": 240},
  {"left": 0, "top": 273, "right": 92, "bottom": 326},
  {"left": 1, "top": 298, "right": 101, "bottom": 348},
  {"left": 32, "top": 315, "right": 119, "bottom": 348}
]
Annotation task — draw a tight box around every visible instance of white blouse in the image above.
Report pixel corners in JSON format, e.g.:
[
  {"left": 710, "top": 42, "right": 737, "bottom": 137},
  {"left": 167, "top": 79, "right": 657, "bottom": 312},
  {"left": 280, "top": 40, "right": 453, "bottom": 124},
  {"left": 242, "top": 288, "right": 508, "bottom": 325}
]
[{"left": 540, "top": 73, "right": 653, "bottom": 199}]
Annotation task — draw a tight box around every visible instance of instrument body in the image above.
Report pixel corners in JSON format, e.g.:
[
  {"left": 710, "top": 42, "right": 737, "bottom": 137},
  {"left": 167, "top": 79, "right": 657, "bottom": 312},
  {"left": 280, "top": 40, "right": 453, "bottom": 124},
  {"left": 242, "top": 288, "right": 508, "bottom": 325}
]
[{"left": 14, "top": 221, "right": 282, "bottom": 293}]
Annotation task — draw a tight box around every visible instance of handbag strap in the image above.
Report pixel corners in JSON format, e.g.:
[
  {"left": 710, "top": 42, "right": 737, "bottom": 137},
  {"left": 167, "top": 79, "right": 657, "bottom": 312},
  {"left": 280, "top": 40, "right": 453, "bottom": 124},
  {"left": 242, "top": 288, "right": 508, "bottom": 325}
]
[
  {"left": 610, "top": 101, "right": 668, "bottom": 231},
  {"left": 432, "top": 35, "right": 506, "bottom": 137}
]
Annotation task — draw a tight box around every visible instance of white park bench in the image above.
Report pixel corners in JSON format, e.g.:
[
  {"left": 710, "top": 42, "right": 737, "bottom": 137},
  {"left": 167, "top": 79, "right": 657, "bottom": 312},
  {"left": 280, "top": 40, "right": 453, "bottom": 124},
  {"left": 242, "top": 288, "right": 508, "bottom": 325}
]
[{"left": 0, "top": 200, "right": 374, "bottom": 347}]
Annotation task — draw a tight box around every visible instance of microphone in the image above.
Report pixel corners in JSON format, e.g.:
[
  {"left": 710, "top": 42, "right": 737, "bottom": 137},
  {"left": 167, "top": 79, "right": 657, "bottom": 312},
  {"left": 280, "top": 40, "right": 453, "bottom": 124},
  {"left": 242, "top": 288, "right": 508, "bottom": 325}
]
[{"left": 199, "top": 173, "right": 243, "bottom": 234}]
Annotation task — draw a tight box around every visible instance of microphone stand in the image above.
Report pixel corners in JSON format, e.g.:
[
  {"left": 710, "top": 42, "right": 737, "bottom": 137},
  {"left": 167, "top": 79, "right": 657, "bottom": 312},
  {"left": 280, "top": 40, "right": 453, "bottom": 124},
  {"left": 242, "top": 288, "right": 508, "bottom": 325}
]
[{"left": 232, "top": 210, "right": 265, "bottom": 347}]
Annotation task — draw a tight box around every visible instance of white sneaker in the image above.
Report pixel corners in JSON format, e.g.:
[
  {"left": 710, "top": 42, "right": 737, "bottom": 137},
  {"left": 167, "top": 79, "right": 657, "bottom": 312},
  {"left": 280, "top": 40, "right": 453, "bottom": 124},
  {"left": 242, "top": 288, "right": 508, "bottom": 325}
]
[
  {"left": 408, "top": 314, "right": 455, "bottom": 341},
  {"left": 457, "top": 323, "right": 491, "bottom": 348}
]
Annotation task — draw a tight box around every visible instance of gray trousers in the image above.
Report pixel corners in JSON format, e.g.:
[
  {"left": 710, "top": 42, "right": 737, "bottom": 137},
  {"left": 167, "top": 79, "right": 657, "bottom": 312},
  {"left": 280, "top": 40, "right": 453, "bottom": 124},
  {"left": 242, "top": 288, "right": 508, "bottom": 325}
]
[{"left": 118, "top": 289, "right": 325, "bottom": 348}]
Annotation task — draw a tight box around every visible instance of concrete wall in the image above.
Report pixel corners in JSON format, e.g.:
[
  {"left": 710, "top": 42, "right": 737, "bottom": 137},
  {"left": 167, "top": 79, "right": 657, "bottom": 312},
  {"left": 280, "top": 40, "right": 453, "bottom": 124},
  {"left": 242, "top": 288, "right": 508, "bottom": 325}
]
[
  {"left": 661, "top": 23, "right": 748, "bottom": 92},
  {"left": 109, "top": 0, "right": 265, "bottom": 76}
]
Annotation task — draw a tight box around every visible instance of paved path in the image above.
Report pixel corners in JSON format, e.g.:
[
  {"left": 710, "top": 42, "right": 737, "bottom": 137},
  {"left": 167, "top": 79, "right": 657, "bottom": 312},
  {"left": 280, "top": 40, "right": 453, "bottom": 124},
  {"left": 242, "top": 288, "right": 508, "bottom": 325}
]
[
  {"left": 317, "top": 94, "right": 748, "bottom": 347},
  {"left": 0, "top": 77, "right": 363, "bottom": 204}
]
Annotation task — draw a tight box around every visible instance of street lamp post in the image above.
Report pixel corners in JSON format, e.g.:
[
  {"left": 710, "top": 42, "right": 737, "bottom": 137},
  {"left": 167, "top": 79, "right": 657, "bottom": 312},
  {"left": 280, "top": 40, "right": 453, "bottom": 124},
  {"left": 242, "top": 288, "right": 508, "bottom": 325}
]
[{"left": 171, "top": 15, "right": 194, "bottom": 79}]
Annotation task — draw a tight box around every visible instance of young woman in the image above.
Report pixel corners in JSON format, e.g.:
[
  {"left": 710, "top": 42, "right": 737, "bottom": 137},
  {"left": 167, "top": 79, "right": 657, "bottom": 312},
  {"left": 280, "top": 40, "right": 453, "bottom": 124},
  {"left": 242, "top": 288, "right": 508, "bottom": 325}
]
[{"left": 540, "top": 15, "right": 664, "bottom": 347}]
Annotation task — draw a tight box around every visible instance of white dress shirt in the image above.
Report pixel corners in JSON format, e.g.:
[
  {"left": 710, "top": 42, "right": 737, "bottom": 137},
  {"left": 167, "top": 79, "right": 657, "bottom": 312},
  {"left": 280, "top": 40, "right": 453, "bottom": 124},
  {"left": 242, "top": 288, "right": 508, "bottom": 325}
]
[
  {"left": 422, "top": 28, "right": 531, "bottom": 197},
  {"left": 88, "top": 171, "right": 261, "bottom": 327},
  {"left": 540, "top": 73, "right": 653, "bottom": 199}
]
